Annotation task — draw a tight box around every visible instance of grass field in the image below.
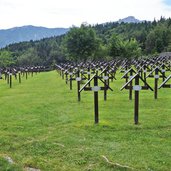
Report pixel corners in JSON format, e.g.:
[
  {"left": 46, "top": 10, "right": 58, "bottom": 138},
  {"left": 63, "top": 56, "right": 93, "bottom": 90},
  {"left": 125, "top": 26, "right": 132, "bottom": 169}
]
[{"left": 0, "top": 70, "right": 171, "bottom": 171}]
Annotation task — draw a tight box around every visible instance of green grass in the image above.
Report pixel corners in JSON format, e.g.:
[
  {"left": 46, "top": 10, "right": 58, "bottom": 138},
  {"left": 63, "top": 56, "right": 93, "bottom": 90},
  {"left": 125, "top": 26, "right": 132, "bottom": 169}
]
[{"left": 0, "top": 71, "right": 171, "bottom": 171}]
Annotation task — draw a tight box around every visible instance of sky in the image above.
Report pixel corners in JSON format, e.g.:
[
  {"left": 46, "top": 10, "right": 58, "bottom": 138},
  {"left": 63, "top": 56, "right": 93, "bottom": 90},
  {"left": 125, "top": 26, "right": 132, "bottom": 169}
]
[{"left": 0, "top": 0, "right": 171, "bottom": 29}]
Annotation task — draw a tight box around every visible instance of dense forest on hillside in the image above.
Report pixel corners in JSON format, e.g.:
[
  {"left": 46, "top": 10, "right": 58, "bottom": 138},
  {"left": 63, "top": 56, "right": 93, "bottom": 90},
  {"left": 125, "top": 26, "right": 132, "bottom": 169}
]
[{"left": 0, "top": 17, "right": 171, "bottom": 67}]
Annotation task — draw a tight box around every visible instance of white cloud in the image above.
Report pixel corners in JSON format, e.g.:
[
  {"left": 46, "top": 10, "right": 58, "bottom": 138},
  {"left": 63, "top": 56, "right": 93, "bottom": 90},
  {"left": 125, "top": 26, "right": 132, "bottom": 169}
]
[{"left": 0, "top": 0, "right": 171, "bottom": 29}]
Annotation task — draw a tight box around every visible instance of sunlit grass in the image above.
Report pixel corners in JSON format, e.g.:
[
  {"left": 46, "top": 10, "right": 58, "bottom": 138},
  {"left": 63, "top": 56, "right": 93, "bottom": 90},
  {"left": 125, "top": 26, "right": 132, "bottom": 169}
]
[{"left": 0, "top": 71, "right": 171, "bottom": 171}]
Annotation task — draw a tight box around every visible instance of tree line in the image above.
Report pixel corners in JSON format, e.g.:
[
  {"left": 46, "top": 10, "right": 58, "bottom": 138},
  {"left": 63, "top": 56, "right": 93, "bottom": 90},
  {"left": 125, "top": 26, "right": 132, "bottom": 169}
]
[{"left": 0, "top": 16, "right": 171, "bottom": 67}]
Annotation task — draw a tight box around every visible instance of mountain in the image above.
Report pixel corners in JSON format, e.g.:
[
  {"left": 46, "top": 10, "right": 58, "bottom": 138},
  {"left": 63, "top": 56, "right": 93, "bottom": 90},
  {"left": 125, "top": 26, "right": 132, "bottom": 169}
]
[
  {"left": 0, "top": 16, "right": 144, "bottom": 48},
  {"left": 0, "top": 25, "right": 69, "bottom": 48},
  {"left": 1, "top": 17, "right": 171, "bottom": 66},
  {"left": 117, "top": 16, "right": 143, "bottom": 23}
]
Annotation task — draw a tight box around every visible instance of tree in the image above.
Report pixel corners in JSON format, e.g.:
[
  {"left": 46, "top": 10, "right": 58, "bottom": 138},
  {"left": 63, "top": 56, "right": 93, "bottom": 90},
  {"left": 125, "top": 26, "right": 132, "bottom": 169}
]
[
  {"left": 0, "top": 50, "right": 14, "bottom": 67},
  {"left": 124, "top": 39, "right": 142, "bottom": 58},
  {"left": 63, "top": 24, "right": 100, "bottom": 61},
  {"left": 145, "top": 31, "right": 156, "bottom": 54},
  {"left": 108, "top": 35, "right": 141, "bottom": 58},
  {"left": 108, "top": 34, "right": 124, "bottom": 57},
  {"left": 16, "top": 48, "right": 42, "bottom": 66},
  {"left": 155, "top": 38, "right": 164, "bottom": 53},
  {"left": 36, "top": 40, "right": 51, "bottom": 65}
]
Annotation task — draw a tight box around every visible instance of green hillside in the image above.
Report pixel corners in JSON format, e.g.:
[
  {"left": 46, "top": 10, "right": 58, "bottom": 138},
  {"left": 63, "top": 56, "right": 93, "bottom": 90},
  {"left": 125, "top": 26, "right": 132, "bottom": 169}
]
[{"left": 1, "top": 17, "right": 171, "bottom": 67}]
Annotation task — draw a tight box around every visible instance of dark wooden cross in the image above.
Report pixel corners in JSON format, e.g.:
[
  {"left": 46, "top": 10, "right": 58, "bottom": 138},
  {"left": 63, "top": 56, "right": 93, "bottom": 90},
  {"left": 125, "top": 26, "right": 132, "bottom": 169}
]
[
  {"left": 79, "top": 73, "right": 113, "bottom": 124},
  {"left": 18, "top": 71, "right": 21, "bottom": 83},
  {"left": 158, "top": 74, "right": 171, "bottom": 89},
  {"left": 121, "top": 68, "right": 136, "bottom": 100},
  {"left": 98, "top": 66, "right": 116, "bottom": 100},
  {"left": 121, "top": 73, "right": 153, "bottom": 124},
  {"left": 75, "top": 69, "right": 87, "bottom": 101},
  {"left": 146, "top": 66, "right": 167, "bottom": 99}
]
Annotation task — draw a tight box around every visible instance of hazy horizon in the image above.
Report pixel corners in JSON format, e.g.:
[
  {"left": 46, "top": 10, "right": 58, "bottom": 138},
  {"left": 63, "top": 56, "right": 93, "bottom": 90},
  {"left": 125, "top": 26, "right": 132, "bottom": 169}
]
[{"left": 0, "top": 0, "right": 171, "bottom": 29}]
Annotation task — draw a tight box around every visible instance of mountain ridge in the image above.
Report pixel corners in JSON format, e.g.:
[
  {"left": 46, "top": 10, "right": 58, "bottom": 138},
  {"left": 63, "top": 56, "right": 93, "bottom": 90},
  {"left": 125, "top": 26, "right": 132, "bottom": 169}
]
[
  {"left": 0, "top": 16, "right": 145, "bottom": 48},
  {"left": 0, "top": 25, "right": 69, "bottom": 48},
  {"left": 117, "top": 16, "right": 144, "bottom": 23}
]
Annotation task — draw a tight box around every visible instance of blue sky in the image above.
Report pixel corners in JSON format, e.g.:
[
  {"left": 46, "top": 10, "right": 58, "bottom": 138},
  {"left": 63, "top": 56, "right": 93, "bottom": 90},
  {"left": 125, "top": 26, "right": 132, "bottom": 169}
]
[
  {"left": 164, "top": 0, "right": 171, "bottom": 6},
  {"left": 0, "top": 0, "right": 171, "bottom": 29}
]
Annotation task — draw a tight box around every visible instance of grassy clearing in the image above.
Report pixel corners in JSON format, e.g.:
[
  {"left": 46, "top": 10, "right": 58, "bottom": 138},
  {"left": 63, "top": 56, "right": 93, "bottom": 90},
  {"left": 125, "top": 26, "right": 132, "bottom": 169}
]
[{"left": 0, "top": 71, "right": 171, "bottom": 171}]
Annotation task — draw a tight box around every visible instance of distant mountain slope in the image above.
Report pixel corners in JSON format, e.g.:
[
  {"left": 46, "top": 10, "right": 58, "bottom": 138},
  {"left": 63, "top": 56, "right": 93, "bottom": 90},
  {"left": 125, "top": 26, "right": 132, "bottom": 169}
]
[
  {"left": 0, "top": 25, "right": 69, "bottom": 48},
  {"left": 117, "top": 16, "right": 143, "bottom": 23},
  {"left": 0, "top": 16, "right": 145, "bottom": 48}
]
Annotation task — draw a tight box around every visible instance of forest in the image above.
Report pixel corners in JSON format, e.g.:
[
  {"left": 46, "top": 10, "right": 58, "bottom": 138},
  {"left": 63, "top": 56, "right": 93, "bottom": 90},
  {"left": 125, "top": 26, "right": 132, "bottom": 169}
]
[{"left": 0, "top": 16, "right": 171, "bottom": 67}]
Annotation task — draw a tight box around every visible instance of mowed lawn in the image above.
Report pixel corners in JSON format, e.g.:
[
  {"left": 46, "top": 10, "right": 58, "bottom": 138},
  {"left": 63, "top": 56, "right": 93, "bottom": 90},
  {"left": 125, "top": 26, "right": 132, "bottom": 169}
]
[{"left": 0, "top": 70, "right": 171, "bottom": 171}]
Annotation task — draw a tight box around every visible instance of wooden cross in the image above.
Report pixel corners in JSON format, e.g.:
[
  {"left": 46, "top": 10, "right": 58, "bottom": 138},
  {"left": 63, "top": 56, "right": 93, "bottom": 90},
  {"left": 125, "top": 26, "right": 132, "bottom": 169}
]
[
  {"left": 121, "top": 68, "right": 136, "bottom": 100},
  {"left": 79, "top": 73, "right": 113, "bottom": 124},
  {"left": 146, "top": 66, "right": 167, "bottom": 99},
  {"left": 121, "top": 73, "right": 153, "bottom": 124},
  {"left": 158, "top": 74, "right": 171, "bottom": 89}
]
